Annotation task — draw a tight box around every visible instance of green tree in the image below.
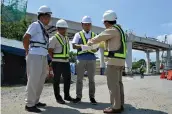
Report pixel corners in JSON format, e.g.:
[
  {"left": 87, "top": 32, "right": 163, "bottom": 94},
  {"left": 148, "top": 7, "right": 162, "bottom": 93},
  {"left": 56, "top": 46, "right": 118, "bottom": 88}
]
[
  {"left": 150, "top": 62, "right": 156, "bottom": 68},
  {"left": 1, "top": 18, "right": 31, "bottom": 41},
  {"left": 132, "top": 59, "right": 146, "bottom": 69}
]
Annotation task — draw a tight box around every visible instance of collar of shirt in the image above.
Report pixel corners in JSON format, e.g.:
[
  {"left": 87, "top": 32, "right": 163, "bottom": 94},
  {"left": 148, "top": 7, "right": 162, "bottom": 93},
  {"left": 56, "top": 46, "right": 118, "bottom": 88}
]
[
  {"left": 57, "top": 32, "right": 66, "bottom": 38},
  {"left": 82, "top": 30, "right": 91, "bottom": 34},
  {"left": 38, "top": 20, "right": 45, "bottom": 28}
]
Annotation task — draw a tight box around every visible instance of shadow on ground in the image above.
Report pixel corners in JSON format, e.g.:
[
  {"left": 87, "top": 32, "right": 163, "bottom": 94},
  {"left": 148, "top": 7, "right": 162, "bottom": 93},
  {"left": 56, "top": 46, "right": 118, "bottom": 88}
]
[
  {"left": 41, "top": 106, "right": 81, "bottom": 114},
  {"left": 66, "top": 103, "right": 168, "bottom": 114},
  {"left": 122, "top": 104, "right": 168, "bottom": 114},
  {"left": 66, "top": 102, "right": 110, "bottom": 110}
]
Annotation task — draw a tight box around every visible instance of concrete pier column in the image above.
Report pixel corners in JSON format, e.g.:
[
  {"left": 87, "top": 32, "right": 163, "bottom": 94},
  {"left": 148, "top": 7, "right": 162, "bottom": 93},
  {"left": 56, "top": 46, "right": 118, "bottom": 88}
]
[
  {"left": 99, "top": 48, "right": 105, "bottom": 75},
  {"left": 166, "top": 49, "right": 171, "bottom": 70},
  {"left": 156, "top": 50, "right": 160, "bottom": 73},
  {"left": 146, "top": 51, "right": 150, "bottom": 74},
  {"left": 125, "top": 41, "right": 133, "bottom": 73}
]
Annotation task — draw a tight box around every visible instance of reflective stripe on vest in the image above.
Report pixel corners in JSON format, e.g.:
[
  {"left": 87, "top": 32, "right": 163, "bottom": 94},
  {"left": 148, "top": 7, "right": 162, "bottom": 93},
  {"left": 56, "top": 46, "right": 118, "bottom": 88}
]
[
  {"left": 53, "top": 34, "right": 70, "bottom": 59},
  {"left": 104, "top": 25, "right": 126, "bottom": 59},
  {"left": 77, "top": 31, "right": 96, "bottom": 55}
]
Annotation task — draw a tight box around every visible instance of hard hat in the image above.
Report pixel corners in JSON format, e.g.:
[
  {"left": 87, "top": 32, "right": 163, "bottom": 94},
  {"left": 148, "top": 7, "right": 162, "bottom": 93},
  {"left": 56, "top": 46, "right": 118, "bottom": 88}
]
[
  {"left": 56, "top": 19, "right": 68, "bottom": 28},
  {"left": 102, "top": 10, "right": 117, "bottom": 21},
  {"left": 38, "top": 5, "right": 52, "bottom": 15},
  {"left": 81, "top": 16, "right": 92, "bottom": 23}
]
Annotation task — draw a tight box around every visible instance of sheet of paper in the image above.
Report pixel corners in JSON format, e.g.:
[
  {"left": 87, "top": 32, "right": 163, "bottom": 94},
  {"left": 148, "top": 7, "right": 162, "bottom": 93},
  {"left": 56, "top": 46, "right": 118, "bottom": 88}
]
[
  {"left": 91, "top": 44, "right": 99, "bottom": 49},
  {"left": 81, "top": 45, "right": 92, "bottom": 51}
]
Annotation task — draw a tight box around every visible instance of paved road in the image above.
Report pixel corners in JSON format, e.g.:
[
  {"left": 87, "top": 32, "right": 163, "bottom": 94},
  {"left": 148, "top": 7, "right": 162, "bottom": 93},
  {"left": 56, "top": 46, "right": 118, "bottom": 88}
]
[{"left": 1, "top": 75, "right": 172, "bottom": 114}]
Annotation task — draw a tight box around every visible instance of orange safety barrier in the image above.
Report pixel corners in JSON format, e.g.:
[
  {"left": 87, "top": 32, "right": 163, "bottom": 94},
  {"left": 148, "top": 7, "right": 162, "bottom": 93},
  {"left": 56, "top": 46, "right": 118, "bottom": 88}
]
[
  {"left": 167, "top": 70, "right": 172, "bottom": 80},
  {"left": 160, "top": 72, "right": 166, "bottom": 79}
]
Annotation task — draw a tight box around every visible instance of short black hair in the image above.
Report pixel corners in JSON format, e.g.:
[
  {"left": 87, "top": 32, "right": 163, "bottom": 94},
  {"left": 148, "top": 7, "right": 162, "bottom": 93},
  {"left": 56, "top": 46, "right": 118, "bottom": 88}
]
[
  {"left": 38, "top": 13, "right": 51, "bottom": 20},
  {"left": 104, "top": 20, "right": 117, "bottom": 25}
]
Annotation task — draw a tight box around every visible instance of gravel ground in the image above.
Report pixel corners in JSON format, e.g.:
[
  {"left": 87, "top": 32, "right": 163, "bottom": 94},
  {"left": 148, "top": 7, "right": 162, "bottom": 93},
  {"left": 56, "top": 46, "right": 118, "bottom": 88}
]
[{"left": 1, "top": 75, "right": 172, "bottom": 114}]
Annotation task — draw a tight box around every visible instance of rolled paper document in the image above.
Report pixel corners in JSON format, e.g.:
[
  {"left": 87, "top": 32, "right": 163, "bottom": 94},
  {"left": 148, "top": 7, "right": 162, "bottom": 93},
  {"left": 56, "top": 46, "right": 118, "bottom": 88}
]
[
  {"left": 91, "top": 44, "right": 99, "bottom": 49},
  {"left": 99, "top": 41, "right": 105, "bottom": 48},
  {"left": 81, "top": 45, "right": 92, "bottom": 51}
]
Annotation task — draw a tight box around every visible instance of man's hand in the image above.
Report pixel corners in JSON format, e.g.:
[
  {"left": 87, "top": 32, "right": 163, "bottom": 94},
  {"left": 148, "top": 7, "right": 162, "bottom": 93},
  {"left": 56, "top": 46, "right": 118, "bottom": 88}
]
[
  {"left": 47, "top": 66, "right": 54, "bottom": 79},
  {"left": 26, "top": 50, "right": 29, "bottom": 56},
  {"left": 87, "top": 39, "right": 93, "bottom": 46},
  {"left": 91, "top": 49, "right": 98, "bottom": 53},
  {"left": 23, "top": 33, "right": 30, "bottom": 56}
]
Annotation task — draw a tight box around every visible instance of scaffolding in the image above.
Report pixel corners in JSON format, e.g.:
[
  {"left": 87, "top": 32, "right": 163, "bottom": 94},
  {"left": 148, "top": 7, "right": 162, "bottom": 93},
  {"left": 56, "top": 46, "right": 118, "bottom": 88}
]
[
  {"left": 161, "top": 35, "right": 172, "bottom": 73},
  {"left": 1, "top": 0, "right": 28, "bottom": 22}
]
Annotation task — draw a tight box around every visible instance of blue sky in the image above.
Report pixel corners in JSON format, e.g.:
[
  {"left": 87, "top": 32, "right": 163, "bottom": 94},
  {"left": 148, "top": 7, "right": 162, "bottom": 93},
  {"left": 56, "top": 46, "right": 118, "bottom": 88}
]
[{"left": 26, "top": 0, "right": 172, "bottom": 61}]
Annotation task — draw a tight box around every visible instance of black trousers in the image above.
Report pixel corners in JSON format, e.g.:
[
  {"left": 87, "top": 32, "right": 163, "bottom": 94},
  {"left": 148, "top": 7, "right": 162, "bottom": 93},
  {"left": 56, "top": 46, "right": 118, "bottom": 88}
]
[{"left": 52, "top": 62, "right": 71, "bottom": 100}]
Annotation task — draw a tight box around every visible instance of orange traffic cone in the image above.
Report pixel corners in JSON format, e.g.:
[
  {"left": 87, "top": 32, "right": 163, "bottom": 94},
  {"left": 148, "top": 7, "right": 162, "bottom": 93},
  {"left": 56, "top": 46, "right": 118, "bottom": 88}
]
[
  {"left": 167, "top": 70, "right": 172, "bottom": 80},
  {"left": 160, "top": 72, "right": 166, "bottom": 79}
]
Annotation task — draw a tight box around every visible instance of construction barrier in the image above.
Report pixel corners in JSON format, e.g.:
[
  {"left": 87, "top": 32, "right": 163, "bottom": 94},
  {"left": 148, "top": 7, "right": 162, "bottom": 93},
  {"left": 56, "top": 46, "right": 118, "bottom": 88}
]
[
  {"left": 160, "top": 72, "right": 166, "bottom": 79},
  {"left": 167, "top": 70, "right": 172, "bottom": 80}
]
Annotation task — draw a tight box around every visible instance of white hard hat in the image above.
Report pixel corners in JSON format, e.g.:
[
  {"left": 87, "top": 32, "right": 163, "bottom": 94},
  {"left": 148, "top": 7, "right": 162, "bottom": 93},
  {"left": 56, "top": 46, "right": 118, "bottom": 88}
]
[
  {"left": 102, "top": 10, "right": 117, "bottom": 21},
  {"left": 81, "top": 16, "right": 92, "bottom": 23},
  {"left": 38, "top": 5, "right": 52, "bottom": 15},
  {"left": 56, "top": 19, "right": 68, "bottom": 28}
]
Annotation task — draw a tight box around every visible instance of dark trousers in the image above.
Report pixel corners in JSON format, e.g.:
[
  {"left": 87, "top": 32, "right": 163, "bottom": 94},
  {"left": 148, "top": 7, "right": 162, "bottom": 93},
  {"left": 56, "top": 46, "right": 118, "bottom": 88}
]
[{"left": 52, "top": 62, "right": 71, "bottom": 100}]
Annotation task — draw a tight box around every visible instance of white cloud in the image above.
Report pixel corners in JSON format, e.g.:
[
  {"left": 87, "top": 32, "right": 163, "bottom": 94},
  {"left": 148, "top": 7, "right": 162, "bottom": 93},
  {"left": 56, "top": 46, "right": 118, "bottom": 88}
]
[
  {"left": 161, "top": 21, "right": 172, "bottom": 27},
  {"left": 156, "top": 34, "right": 172, "bottom": 44}
]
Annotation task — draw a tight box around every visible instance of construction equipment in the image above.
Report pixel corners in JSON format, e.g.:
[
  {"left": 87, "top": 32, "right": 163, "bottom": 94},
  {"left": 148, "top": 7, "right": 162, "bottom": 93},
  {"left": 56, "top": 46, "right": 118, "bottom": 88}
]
[{"left": 160, "top": 35, "right": 172, "bottom": 80}]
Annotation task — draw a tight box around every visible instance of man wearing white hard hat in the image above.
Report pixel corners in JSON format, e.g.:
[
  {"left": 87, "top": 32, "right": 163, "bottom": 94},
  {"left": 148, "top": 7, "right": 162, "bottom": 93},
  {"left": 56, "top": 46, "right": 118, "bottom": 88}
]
[
  {"left": 48, "top": 19, "right": 74, "bottom": 104},
  {"left": 23, "top": 5, "right": 52, "bottom": 112},
  {"left": 72, "top": 16, "right": 98, "bottom": 104},
  {"left": 87, "top": 10, "right": 126, "bottom": 113}
]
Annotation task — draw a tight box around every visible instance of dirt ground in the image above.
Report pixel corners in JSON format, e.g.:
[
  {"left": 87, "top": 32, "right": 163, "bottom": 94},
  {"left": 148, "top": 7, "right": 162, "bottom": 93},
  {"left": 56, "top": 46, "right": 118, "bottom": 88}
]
[{"left": 1, "top": 75, "right": 172, "bottom": 114}]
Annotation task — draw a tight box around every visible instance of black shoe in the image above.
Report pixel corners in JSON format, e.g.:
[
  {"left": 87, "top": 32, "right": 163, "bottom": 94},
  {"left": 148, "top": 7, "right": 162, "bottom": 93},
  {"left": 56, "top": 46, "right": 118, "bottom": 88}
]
[
  {"left": 36, "top": 102, "right": 46, "bottom": 107},
  {"left": 90, "top": 98, "right": 97, "bottom": 105},
  {"left": 73, "top": 98, "right": 81, "bottom": 104},
  {"left": 64, "top": 96, "right": 74, "bottom": 101},
  {"left": 57, "top": 98, "right": 66, "bottom": 104},
  {"left": 25, "top": 106, "right": 42, "bottom": 113}
]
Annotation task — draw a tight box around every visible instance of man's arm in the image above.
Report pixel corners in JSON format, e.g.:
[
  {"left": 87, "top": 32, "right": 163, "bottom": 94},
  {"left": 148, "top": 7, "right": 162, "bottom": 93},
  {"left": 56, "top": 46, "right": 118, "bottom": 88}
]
[
  {"left": 72, "top": 33, "right": 82, "bottom": 49},
  {"left": 72, "top": 43, "right": 82, "bottom": 49},
  {"left": 48, "top": 36, "right": 56, "bottom": 59},
  {"left": 48, "top": 48, "right": 54, "bottom": 59},
  {"left": 23, "top": 34, "right": 31, "bottom": 55},
  {"left": 88, "top": 29, "right": 114, "bottom": 45},
  {"left": 23, "top": 22, "right": 37, "bottom": 55}
]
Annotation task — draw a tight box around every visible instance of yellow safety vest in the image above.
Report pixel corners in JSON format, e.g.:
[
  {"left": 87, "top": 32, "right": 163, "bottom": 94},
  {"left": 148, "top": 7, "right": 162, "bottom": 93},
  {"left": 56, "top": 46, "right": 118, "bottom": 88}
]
[
  {"left": 104, "top": 24, "right": 127, "bottom": 59},
  {"left": 77, "top": 31, "right": 96, "bottom": 55},
  {"left": 53, "top": 34, "right": 70, "bottom": 59}
]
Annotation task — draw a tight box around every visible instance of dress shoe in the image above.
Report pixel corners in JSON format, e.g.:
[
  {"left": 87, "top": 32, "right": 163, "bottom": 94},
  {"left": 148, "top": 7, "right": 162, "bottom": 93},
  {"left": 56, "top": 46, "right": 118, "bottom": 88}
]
[
  {"left": 90, "top": 98, "right": 97, "bottom": 105},
  {"left": 25, "top": 106, "right": 41, "bottom": 113},
  {"left": 64, "top": 96, "right": 74, "bottom": 101},
  {"left": 57, "top": 98, "right": 65, "bottom": 104},
  {"left": 36, "top": 102, "right": 46, "bottom": 107},
  {"left": 73, "top": 98, "right": 81, "bottom": 104}
]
